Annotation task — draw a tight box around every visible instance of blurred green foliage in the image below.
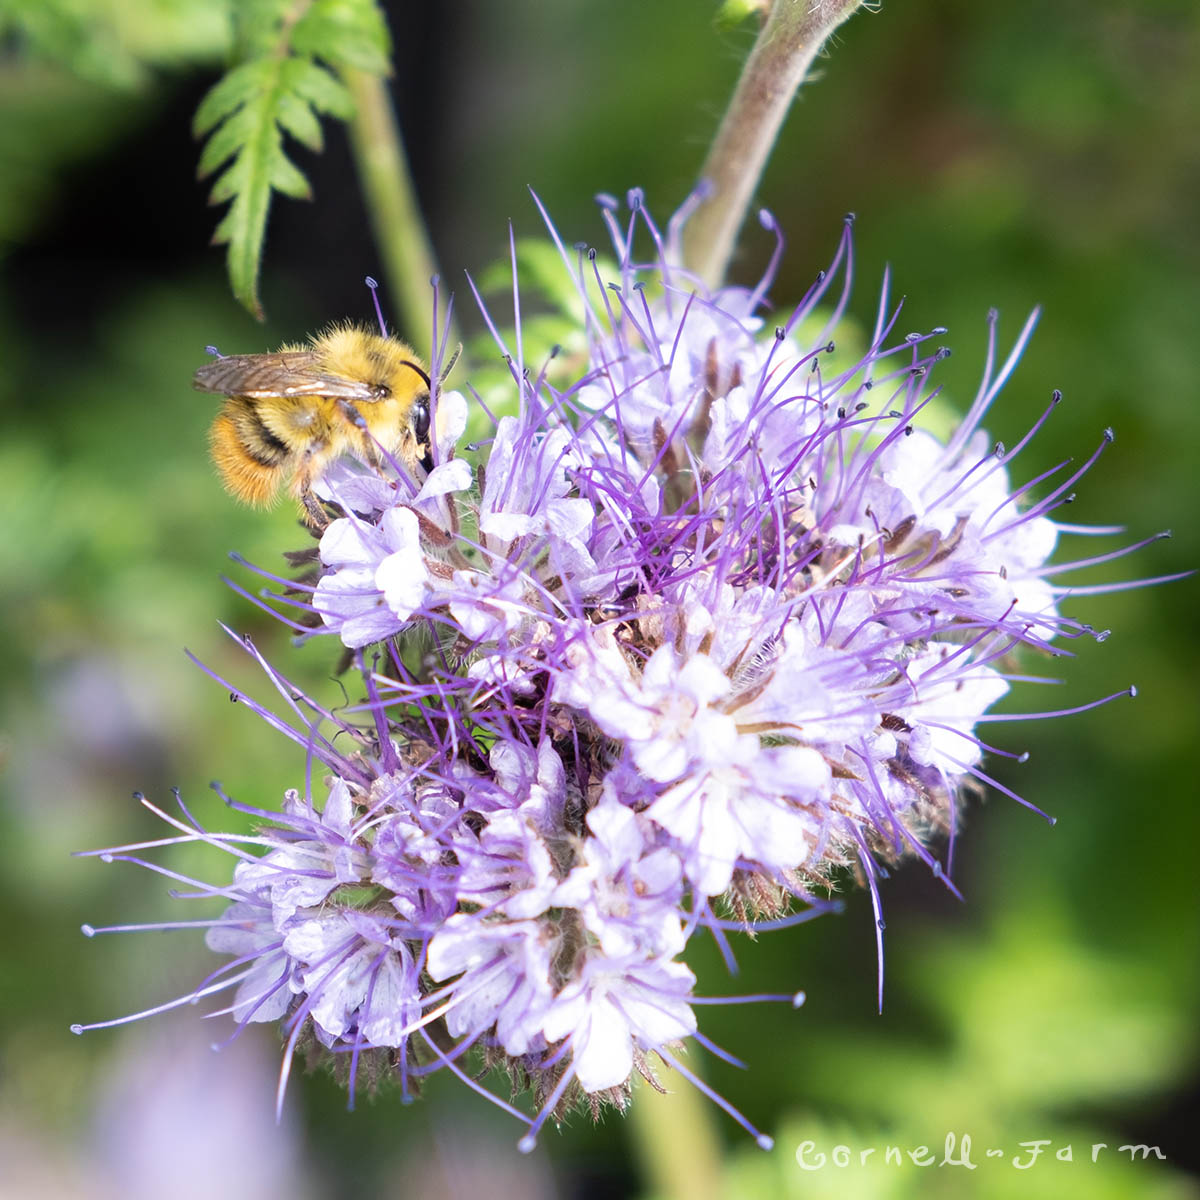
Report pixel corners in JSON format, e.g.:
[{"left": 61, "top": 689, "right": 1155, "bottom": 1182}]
[{"left": 0, "top": 2, "right": 1196, "bottom": 1198}]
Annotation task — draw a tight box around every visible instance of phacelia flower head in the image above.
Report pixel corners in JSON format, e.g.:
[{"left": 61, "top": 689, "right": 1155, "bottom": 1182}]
[{"left": 77, "top": 191, "right": 1181, "bottom": 1149}]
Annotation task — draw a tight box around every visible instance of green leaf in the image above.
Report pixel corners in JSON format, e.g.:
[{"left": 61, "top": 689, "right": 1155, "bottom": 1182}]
[
  {"left": 292, "top": 0, "right": 392, "bottom": 75},
  {"left": 230, "top": 0, "right": 296, "bottom": 59},
  {"left": 199, "top": 59, "right": 296, "bottom": 319},
  {"left": 269, "top": 152, "right": 312, "bottom": 199},
  {"left": 211, "top": 170, "right": 275, "bottom": 321},
  {"left": 193, "top": 0, "right": 391, "bottom": 317},
  {"left": 282, "top": 57, "right": 355, "bottom": 119},
  {"left": 274, "top": 91, "right": 325, "bottom": 152},
  {"left": 195, "top": 108, "right": 260, "bottom": 179},
  {"left": 193, "top": 60, "right": 271, "bottom": 136}
]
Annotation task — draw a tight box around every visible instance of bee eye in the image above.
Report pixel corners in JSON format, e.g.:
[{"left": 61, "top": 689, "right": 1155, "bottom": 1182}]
[{"left": 411, "top": 395, "right": 431, "bottom": 443}]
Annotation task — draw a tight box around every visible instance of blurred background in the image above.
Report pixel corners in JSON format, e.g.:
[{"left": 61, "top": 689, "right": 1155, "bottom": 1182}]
[{"left": 1, "top": 1, "right": 1197, "bottom": 1197}]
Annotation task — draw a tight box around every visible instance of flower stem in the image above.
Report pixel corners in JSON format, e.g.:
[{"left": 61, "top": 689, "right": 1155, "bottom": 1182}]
[
  {"left": 629, "top": 1074, "right": 725, "bottom": 1200},
  {"left": 343, "top": 68, "right": 461, "bottom": 364},
  {"left": 684, "top": 0, "right": 866, "bottom": 288}
]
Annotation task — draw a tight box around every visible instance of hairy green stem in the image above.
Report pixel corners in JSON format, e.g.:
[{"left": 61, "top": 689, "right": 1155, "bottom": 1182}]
[
  {"left": 684, "top": 0, "right": 866, "bottom": 288},
  {"left": 344, "top": 68, "right": 460, "bottom": 364}
]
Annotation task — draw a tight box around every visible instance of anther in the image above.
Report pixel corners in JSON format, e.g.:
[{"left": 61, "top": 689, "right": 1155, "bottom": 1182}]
[{"left": 365, "top": 275, "right": 388, "bottom": 336}]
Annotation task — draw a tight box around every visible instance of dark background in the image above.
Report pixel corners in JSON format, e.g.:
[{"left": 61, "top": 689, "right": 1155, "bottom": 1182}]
[{"left": 1, "top": 2, "right": 1196, "bottom": 1197}]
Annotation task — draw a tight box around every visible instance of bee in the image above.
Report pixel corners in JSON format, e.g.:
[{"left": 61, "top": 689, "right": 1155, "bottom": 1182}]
[{"left": 194, "top": 324, "right": 432, "bottom": 524}]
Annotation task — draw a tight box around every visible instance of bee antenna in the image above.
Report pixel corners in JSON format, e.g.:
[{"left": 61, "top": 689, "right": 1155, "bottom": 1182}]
[
  {"left": 365, "top": 276, "right": 389, "bottom": 337},
  {"left": 404, "top": 361, "right": 432, "bottom": 388}
]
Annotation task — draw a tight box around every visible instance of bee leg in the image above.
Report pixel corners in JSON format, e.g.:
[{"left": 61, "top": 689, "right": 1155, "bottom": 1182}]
[
  {"left": 300, "top": 487, "right": 332, "bottom": 533},
  {"left": 337, "top": 399, "right": 371, "bottom": 450},
  {"left": 336, "top": 399, "right": 380, "bottom": 464},
  {"left": 332, "top": 398, "right": 379, "bottom": 466},
  {"left": 336, "top": 398, "right": 368, "bottom": 429}
]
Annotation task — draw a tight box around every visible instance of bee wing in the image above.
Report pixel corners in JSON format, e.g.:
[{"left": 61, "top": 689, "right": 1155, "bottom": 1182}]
[{"left": 192, "top": 351, "right": 382, "bottom": 402}]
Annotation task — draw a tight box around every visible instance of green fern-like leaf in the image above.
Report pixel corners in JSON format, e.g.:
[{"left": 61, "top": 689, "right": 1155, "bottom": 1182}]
[
  {"left": 292, "top": 0, "right": 392, "bottom": 75},
  {"left": 193, "top": 0, "right": 389, "bottom": 319}
]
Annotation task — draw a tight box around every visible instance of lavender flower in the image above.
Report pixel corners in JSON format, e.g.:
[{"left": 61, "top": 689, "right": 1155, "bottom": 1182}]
[{"left": 77, "top": 192, "right": 1179, "bottom": 1149}]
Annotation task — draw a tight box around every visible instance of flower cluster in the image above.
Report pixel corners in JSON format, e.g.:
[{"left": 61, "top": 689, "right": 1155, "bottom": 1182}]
[{"left": 78, "top": 193, "right": 1164, "bottom": 1149}]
